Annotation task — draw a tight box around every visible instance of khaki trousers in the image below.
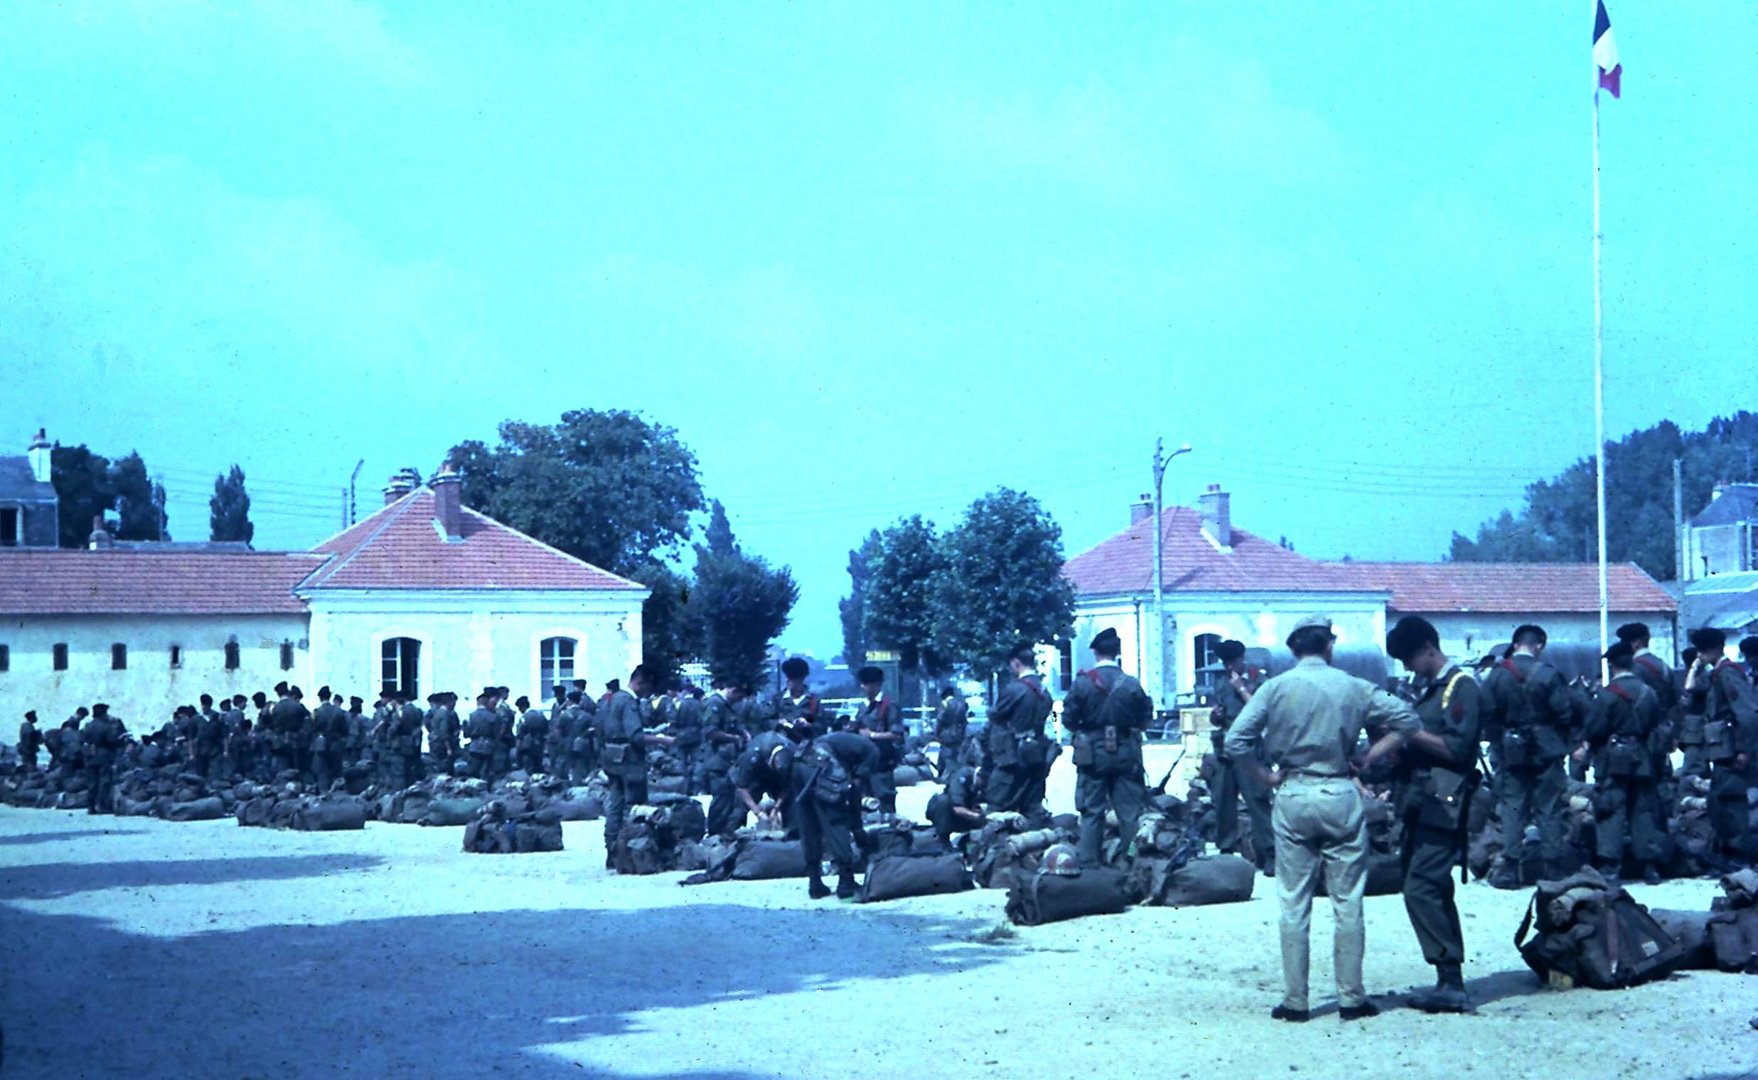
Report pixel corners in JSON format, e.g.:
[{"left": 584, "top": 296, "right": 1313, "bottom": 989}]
[{"left": 1273, "top": 775, "right": 1369, "bottom": 1011}]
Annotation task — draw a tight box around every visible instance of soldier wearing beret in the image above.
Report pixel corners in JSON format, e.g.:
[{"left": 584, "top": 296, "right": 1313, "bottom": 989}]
[
  {"left": 1584, "top": 642, "right": 1664, "bottom": 885},
  {"left": 983, "top": 645, "right": 1054, "bottom": 822},
  {"left": 1480, "top": 624, "right": 1576, "bottom": 888},
  {"left": 16, "top": 710, "right": 42, "bottom": 772},
  {"left": 1061, "top": 627, "right": 1153, "bottom": 865},
  {"left": 1688, "top": 627, "right": 1758, "bottom": 870},
  {"left": 854, "top": 665, "right": 908, "bottom": 816},
  {"left": 772, "top": 657, "right": 825, "bottom": 737},
  {"left": 933, "top": 686, "right": 971, "bottom": 779},
  {"left": 1209, "top": 639, "right": 1275, "bottom": 875}
]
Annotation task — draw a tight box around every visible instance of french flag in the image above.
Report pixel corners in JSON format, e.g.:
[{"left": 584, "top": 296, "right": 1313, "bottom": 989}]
[{"left": 1594, "top": 1, "right": 1622, "bottom": 98}]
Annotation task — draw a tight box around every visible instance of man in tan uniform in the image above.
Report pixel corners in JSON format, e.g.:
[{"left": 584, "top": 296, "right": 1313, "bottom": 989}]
[{"left": 1224, "top": 615, "right": 1420, "bottom": 1023}]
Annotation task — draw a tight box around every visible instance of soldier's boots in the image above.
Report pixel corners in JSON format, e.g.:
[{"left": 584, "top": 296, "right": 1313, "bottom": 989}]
[
  {"left": 1409, "top": 963, "right": 1471, "bottom": 1014},
  {"left": 835, "top": 872, "right": 856, "bottom": 900},
  {"left": 1642, "top": 865, "right": 1663, "bottom": 886},
  {"left": 808, "top": 876, "right": 832, "bottom": 900}
]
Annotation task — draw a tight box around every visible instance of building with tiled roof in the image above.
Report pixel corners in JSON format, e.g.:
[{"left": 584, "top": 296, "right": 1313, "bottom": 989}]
[
  {"left": 0, "top": 466, "right": 648, "bottom": 726},
  {"left": 1685, "top": 482, "right": 1758, "bottom": 581},
  {"left": 0, "top": 429, "right": 58, "bottom": 548}
]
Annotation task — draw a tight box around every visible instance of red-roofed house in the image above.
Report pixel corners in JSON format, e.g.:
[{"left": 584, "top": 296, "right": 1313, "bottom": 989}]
[
  {"left": 1063, "top": 486, "right": 1390, "bottom": 706},
  {"left": 0, "top": 467, "right": 648, "bottom": 726}
]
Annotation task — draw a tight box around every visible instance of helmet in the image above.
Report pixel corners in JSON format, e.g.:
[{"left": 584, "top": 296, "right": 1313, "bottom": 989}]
[{"left": 1041, "top": 843, "right": 1082, "bottom": 877}]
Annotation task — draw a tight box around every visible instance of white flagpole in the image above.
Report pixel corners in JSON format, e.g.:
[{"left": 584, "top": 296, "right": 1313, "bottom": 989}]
[{"left": 1593, "top": 67, "right": 1611, "bottom": 680}]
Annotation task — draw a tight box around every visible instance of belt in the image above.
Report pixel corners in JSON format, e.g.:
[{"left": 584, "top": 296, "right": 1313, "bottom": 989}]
[{"left": 1281, "top": 767, "right": 1348, "bottom": 780}]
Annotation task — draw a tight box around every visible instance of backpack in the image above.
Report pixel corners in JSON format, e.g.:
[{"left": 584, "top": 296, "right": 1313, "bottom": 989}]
[{"left": 1515, "top": 869, "right": 1686, "bottom": 989}]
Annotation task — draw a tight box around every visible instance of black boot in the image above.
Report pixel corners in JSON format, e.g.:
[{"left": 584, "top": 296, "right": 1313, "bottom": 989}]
[
  {"left": 1409, "top": 962, "right": 1470, "bottom": 1014},
  {"left": 835, "top": 872, "right": 856, "bottom": 900},
  {"left": 808, "top": 876, "right": 831, "bottom": 900}
]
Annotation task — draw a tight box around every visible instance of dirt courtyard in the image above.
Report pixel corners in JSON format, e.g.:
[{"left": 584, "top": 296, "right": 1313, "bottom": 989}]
[{"left": 1, "top": 776, "right": 1755, "bottom": 1080}]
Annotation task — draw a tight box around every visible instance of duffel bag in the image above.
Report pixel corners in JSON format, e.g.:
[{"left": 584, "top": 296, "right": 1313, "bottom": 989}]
[
  {"left": 164, "top": 796, "right": 227, "bottom": 822},
  {"left": 1650, "top": 909, "right": 1717, "bottom": 971},
  {"left": 649, "top": 775, "right": 688, "bottom": 796},
  {"left": 1708, "top": 906, "right": 1758, "bottom": 974},
  {"left": 295, "top": 799, "right": 368, "bottom": 832},
  {"left": 549, "top": 796, "right": 602, "bottom": 822},
  {"left": 514, "top": 821, "right": 565, "bottom": 853},
  {"left": 1005, "top": 866, "right": 1136, "bottom": 926},
  {"left": 614, "top": 826, "right": 667, "bottom": 874},
  {"left": 115, "top": 794, "right": 160, "bottom": 818},
  {"left": 419, "top": 797, "right": 488, "bottom": 827},
  {"left": 1161, "top": 855, "right": 1257, "bottom": 907},
  {"left": 56, "top": 790, "right": 91, "bottom": 811},
  {"left": 656, "top": 798, "right": 707, "bottom": 845},
  {"left": 859, "top": 853, "right": 971, "bottom": 903},
  {"left": 730, "top": 838, "right": 810, "bottom": 880},
  {"left": 892, "top": 765, "right": 923, "bottom": 787},
  {"left": 397, "top": 792, "right": 433, "bottom": 825},
  {"left": 236, "top": 797, "right": 274, "bottom": 828}
]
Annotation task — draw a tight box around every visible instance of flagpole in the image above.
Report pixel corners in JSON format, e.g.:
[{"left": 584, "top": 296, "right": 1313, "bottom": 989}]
[{"left": 1593, "top": 74, "right": 1611, "bottom": 680}]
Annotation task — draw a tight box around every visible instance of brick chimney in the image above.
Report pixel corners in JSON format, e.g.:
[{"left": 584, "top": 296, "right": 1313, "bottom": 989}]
[
  {"left": 431, "top": 461, "right": 464, "bottom": 542},
  {"left": 87, "top": 514, "right": 114, "bottom": 550},
  {"left": 27, "top": 429, "right": 50, "bottom": 484},
  {"left": 1130, "top": 495, "right": 1153, "bottom": 526},
  {"left": 383, "top": 467, "right": 419, "bottom": 506},
  {"left": 1198, "top": 484, "right": 1231, "bottom": 549}
]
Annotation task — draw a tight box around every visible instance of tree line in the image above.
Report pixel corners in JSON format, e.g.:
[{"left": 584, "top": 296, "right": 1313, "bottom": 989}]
[{"left": 49, "top": 446, "right": 254, "bottom": 545}]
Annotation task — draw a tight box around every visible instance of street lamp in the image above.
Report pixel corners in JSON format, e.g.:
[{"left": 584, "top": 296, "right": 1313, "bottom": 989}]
[{"left": 1152, "top": 439, "right": 1192, "bottom": 702}]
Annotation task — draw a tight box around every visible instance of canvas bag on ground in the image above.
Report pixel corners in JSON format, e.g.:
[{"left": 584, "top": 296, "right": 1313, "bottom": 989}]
[
  {"left": 858, "top": 853, "right": 972, "bottom": 903},
  {"left": 1005, "top": 866, "right": 1136, "bottom": 926},
  {"left": 1515, "top": 869, "right": 1687, "bottom": 989}
]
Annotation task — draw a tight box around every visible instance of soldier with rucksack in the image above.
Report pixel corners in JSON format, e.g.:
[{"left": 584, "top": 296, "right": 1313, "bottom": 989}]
[
  {"left": 1584, "top": 642, "right": 1664, "bottom": 885},
  {"left": 515, "top": 696, "right": 549, "bottom": 775},
  {"left": 1688, "top": 627, "right": 1758, "bottom": 871},
  {"left": 597, "top": 665, "right": 674, "bottom": 871},
  {"left": 81, "top": 704, "right": 125, "bottom": 814},
  {"left": 1062, "top": 627, "right": 1153, "bottom": 867},
  {"left": 984, "top": 645, "right": 1054, "bottom": 821},
  {"left": 1482, "top": 625, "right": 1576, "bottom": 888},
  {"left": 794, "top": 729, "right": 879, "bottom": 899}
]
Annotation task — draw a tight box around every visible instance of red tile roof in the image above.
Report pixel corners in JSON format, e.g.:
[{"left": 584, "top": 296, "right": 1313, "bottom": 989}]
[
  {"left": 0, "top": 550, "right": 328, "bottom": 615},
  {"left": 303, "top": 488, "right": 646, "bottom": 593},
  {"left": 1328, "top": 562, "right": 1677, "bottom": 614},
  {"left": 1063, "top": 507, "right": 1374, "bottom": 596}
]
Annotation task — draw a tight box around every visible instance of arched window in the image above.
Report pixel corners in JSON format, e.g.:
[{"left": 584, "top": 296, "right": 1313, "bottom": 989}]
[
  {"left": 540, "top": 637, "right": 577, "bottom": 699},
  {"left": 381, "top": 638, "right": 420, "bottom": 699},
  {"left": 1193, "top": 633, "right": 1223, "bottom": 695}
]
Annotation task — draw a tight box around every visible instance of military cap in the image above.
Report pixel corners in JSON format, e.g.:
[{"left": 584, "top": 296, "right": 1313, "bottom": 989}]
[
  {"left": 92, "top": 703, "right": 110, "bottom": 715},
  {"left": 1603, "top": 641, "right": 1635, "bottom": 667},
  {"left": 1089, "top": 628, "right": 1121, "bottom": 655},
  {"left": 349, "top": 695, "right": 364, "bottom": 706},
  {"left": 317, "top": 686, "right": 332, "bottom": 698},
  {"left": 199, "top": 693, "right": 213, "bottom": 706},
  {"left": 781, "top": 656, "right": 810, "bottom": 680},
  {"left": 252, "top": 691, "right": 268, "bottom": 705},
  {"left": 1292, "top": 615, "right": 1334, "bottom": 634},
  {"left": 856, "top": 665, "right": 886, "bottom": 686},
  {"left": 566, "top": 690, "right": 582, "bottom": 703},
  {"left": 289, "top": 685, "right": 303, "bottom": 699},
  {"left": 1511, "top": 624, "right": 1548, "bottom": 646},
  {"left": 274, "top": 681, "right": 289, "bottom": 695},
  {"left": 482, "top": 686, "right": 498, "bottom": 698},
  {"left": 1689, "top": 627, "right": 1726, "bottom": 652},
  {"left": 1385, "top": 616, "right": 1439, "bottom": 663},
  {"left": 24, "top": 710, "right": 36, "bottom": 722},
  {"left": 515, "top": 695, "right": 530, "bottom": 710},
  {"left": 1214, "top": 639, "right": 1246, "bottom": 663},
  {"left": 940, "top": 685, "right": 956, "bottom": 698},
  {"left": 1615, "top": 623, "right": 1650, "bottom": 644}
]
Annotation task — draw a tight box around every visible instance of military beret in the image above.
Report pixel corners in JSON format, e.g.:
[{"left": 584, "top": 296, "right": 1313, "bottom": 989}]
[
  {"left": 482, "top": 686, "right": 498, "bottom": 697},
  {"left": 515, "top": 696, "right": 530, "bottom": 710},
  {"left": 781, "top": 657, "right": 810, "bottom": 680},
  {"left": 1008, "top": 643, "right": 1038, "bottom": 667},
  {"left": 1603, "top": 641, "right": 1635, "bottom": 666},
  {"left": 289, "top": 685, "right": 303, "bottom": 698},
  {"left": 1385, "top": 616, "right": 1439, "bottom": 663},
  {"left": 317, "top": 686, "right": 332, "bottom": 698},
  {"left": 1214, "top": 640, "right": 1246, "bottom": 663},
  {"left": 1089, "top": 628, "right": 1121, "bottom": 654},
  {"left": 349, "top": 696, "right": 363, "bottom": 706},
  {"left": 856, "top": 665, "right": 885, "bottom": 686},
  {"left": 92, "top": 703, "right": 110, "bottom": 715},
  {"left": 1511, "top": 624, "right": 1547, "bottom": 646},
  {"left": 1689, "top": 627, "right": 1726, "bottom": 652},
  {"left": 566, "top": 690, "right": 582, "bottom": 703},
  {"left": 1614, "top": 623, "right": 1649, "bottom": 644},
  {"left": 23, "top": 710, "right": 35, "bottom": 722}
]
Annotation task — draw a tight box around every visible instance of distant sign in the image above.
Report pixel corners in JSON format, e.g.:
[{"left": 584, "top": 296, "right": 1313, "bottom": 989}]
[{"left": 867, "top": 650, "right": 899, "bottom": 662}]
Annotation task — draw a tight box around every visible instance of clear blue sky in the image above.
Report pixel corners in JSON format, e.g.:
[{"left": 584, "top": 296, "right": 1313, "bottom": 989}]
[{"left": 4, "top": 2, "right": 1752, "bottom": 655}]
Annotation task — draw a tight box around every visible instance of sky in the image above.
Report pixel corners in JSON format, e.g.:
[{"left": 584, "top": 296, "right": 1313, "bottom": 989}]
[{"left": 4, "top": 1, "right": 1755, "bottom": 656}]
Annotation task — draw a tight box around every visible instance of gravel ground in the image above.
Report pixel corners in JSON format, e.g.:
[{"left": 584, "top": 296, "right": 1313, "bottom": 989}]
[{"left": 1, "top": 758, "right": 1754, "bottom": 1080}]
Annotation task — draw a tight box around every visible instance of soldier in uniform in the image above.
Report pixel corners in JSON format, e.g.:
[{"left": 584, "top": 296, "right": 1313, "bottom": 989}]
[
  {"left": 432, "top": 692, "right": 462, "bottom": 771},
  {"left": 597, "top": 665, "right": 674, "bottom": 870},
  {"left": 1209, "top": 639, "right": 1275, "bottom": 874},
  {"left": 926, "top": 739, "right": 986, "bottom": 846},
  {"left": 17, "top": 711, "right": 42, "bottom": 772},
  {"left": 1225, "top": 615, "right": 1420, "bottom": 1023},
  {"left": 464, "top": 691, "right": 498, "bottom": 780},
  {"left": 82, "top": 704, "right": 126, "bottom": 815},
  {"left": 984, "top": 646, "right": 1053, "bottom": 821},
  {"left": 669, "top": 686, "right": 704, "bottom": 792},
  {"left": 794, "top": 729, "right": 879, "bottom": 899},
  {"left": 1584, "top": 642, "right": 1664, "bottom": 884},
  {"left": 853, "top": 665, "right": 908, "bottom": 816},
  {"left": 772, "top": 658, "right": 824, "bottom": 737},
  {"left": 308, "top": 687, "right": 342, "bottom": 791},
  {"left": 516, "top": 695, "right": 549, "bottom": 775},
  {"left": 1061, "top": 627, "right": 1153, "bottom": 866},
  {"left": 933, "top": 686, "right": 970, "bottom": 778},
  {"left": 1481, "top": 625, "right": 1576, "bottom": 887},
  {"left": 1384, "top": 616, "right": 1482, "bottom": 1014},
  {"left": 731, "top": 722, "right": 807, "bottom": 832},
  {"left": 492, "top": 687, "right": 517, "bottom": 779},
  {"left": 701, "top": 681, "right": 749, "bottom": 836},
  {"left": 1688, "top": 628, "right": 1758, "bottom": 870}
]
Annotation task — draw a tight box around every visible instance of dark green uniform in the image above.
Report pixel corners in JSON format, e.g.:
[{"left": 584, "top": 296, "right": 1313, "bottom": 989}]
[
  {"left": 596, "top": 687, "right": 650, "bottom": 861},
  {"left": 984, "top": 675, "right": 1052, "bottom": 817},
  {"left": 934, "top": 696, "right": 970, "bottom": 776},
  {"left": 1483, "top": 652, "right": 1574, "bottom": 882},
  {"left": 1585, "top": 672, "right": 1663, "bottom": 874},
  {"left": 793, "top": 732, "right": 878, "bottom": 896},
  {"left": 464, "top": 706, "right": 497, "bottom": 779},
  {"left": 926, "top": 754, "right": 984, "bottom": 844},
  {"left": 310, "top": 700, "right": 344, "bottom": 791},
  {"left": 1704, "top": 659, "right": 1758, "bottom": 863},
  {"left": 853, "top": 693, "right": 907, "bottom": 814},
  {"left": 669, "top": 695, "right": 704, "bottom": 792},
  {"left": 517, "top": 708, "right": 550, "bottom": 775},
  {"left": 1395, "top": 666, "right": 1482, "bottom": 968},
  {"left": 81, "top": 711, "right": 124, "bottom": 814},
  {"left": 1210, "top": 665, "right": 1274, "bottom": 867},
  {"left": 701, "top": 693, "right": 746, "bottom": 836},
  {"left": 772, "top": 688, "right": 825, "bottom": 738},
  {"left": 1062, "top": 662, "right": 1153, "bottom": 866}
]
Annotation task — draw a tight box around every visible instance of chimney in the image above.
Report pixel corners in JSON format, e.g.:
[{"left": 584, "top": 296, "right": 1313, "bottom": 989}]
[
  {"left": 27, "top": 429, "right": 50, "bottom": 484},
  {"left": 383, "top": 467, "right": 419, "bottom": 506},
  {"left": 1130, "top": 495, "right": 1153, "bottom": 525},
  {"left": 88, "top": 514, "right": 114, "bottom": 551},
  {"left": 431, "top": 460, "right": 464, "bottom": 541},
  {"left": 1198, "top": 484, "right": 1231, "bottom": 549}
]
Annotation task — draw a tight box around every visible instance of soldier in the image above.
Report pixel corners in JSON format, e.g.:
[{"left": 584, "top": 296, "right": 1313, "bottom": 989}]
[
  {"left": 82, "top": 704, "right": 126, "bottom": 815},
  {"left": 194, "top": 697, "right": 227, "bottom": 784},
  {"left": 1678, "top": 646, "right": 1709, "bottom": 779},
  {"left": 492, "top": 687, "right": 517, "bottom": 780},
  {"left": 516, "top": 695, "right": 549, "bottom": 775},
  {"left": 464, "top": 692, "right": 498, "bottom": 779},
  {"left": 230, "top": 717, "right": 262, "bottom": 781},
  {"left": 597, "top": 665, "right": 673, "bottom": 870},
  {"left": 1584, "top": 642, "right": 1664, "bottom": 885},
  {"left": 1688, "top": 628, "right": 1758, "bottom": 870},
  {"left": 344, "top": 696, "right": 369, "bottom": 767},
  {"left": 926, "top": 738, "right": 986, "bottom": 846},
  {"left": 307, "top": 687, "right": 341, "bottom": 791},
  {"left": 670, "top": 686, "right": 704, "bottom": 793},
  {"left": 17, "top": 711, "right": 42, "bottom": 772},
  {"left": 853, "top": 666, "right": 908, "bottom": 817},
  {"left": 428, "top": 692, "right": 461, "bottom": 771},
  {"left": 933, "top": 686, "right": 969, "bottom": 778},
  {"left": 984, "top": 646, "right": 1053, "bottom": 821},
  {"left": 794, "top": 729, "right": 879, "bottom": 899},
  {"left": 701, "top": 681, "right": 749, "bottom": 836},
  {"left": 731, "top": 722, "right": 807, "bottom": 832},
  {"left": 556, "top": 690, "right": 591, "bottom": 782},
  {"left": 1224, "top": 615, "right": 1420, "bottom": 1023},
  {"left": 772, "top": 658, "right": 824, "bottom": 737},
  {"left": 1209, "top": 639, "right": 1275, "bottom": 875},
  {"left": 1481, "top": 625, "right": 1575, "bottom": 888},
  {"left": 1062, "top": 627, "right": 1153, "bottom": 867},
  {"left": 268, "top": 683, "right": 305, "bottom": 776},
  {"left": 395, "top": 691, "right": 426, "bottom": 786},
  {"left": 1384, "top": 616, "right": 1482, "bottom": 1014}
]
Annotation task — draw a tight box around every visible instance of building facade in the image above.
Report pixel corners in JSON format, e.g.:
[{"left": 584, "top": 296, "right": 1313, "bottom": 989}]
[{"left": 0, "top": 430, "right": 58, "bottom": 548}]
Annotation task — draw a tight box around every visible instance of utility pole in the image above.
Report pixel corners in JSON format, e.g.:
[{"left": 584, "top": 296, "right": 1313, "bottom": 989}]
[
  {"left": 1151, "top": 439, "right": 1192, "bottom": 705},
  {"left": 1673, "top": 457, "right": 1684, "bottom": 581},
  {"left": 348, "top": 459, "right": 365, "bottom": 526}
]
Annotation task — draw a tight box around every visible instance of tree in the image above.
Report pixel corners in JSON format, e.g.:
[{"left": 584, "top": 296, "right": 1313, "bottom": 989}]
[
  {"left": 630, "top": 560, "right": 696, "bottom": 688},
  {"left": 838, "top": 529, "right": 881, "bottom": 669},
  {"left": 110, "top": 451, "right": 168, "bottom": 541},
  {"left": 209, "top": 465, "right": 254, "bottom": 544},
  {"left": 451, "top": 409, "right": 704, "bottom": 576},
  {"left": 688, "top": 501, "right": 798, "bottom": 687},
  {"left": 863, "top": 515, "right": 947, "bottom": 678},
  {"left": 49, "top": 444, "right": 113, "bottom": 548},
  {"left": 932, "top": 488, "right": 1075, "bottom": 678}
]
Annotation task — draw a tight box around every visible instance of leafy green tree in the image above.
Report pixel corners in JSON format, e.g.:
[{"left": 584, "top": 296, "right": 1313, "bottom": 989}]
[
  {"left": 838, "top": 529, "right": 881, "bottom": 668},
  {"left": 630, "top": 560, "right": 696, "bottom": 688},
  {"left": 932, "top": 488, "right": 1075, "bottom": 678},
  {"left": 451, "top": 408, "right": 704, "bottom": 577},
  {"left": 49, "top": 444, "right": 114, "bottom": 548},
  {"left": 863, "top": 515, "right": 947, "bottom": 678},
  {"left": 109, "top": 451, "right": 168, "bottom": 541},
  {"left": 209, "top": 464, "right": 254, "bottom": 544},
  {"left": 688, "top": 500, "right": 798, "bottom": 687}
]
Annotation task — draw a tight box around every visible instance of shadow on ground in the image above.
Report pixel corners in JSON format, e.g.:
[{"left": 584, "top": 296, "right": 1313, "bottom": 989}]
[
  {"left": 0, "top": 853, "right": 1004, "bottom": 1080},
  {"left": 0, "top": 854, "right": 388, "bottom": 901},
  {"left": 0, "top": 828, "right": 151, "bottom": 848}
]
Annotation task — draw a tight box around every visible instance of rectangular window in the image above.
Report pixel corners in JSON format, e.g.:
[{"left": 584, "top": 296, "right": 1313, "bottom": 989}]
[
  {"left": 52, "top": 643, "right": 68, "bottom": 671},
  {"left": 0, "top": 644, "right": 9, "bottom": 672},
  {"left": 279, "top": 642, "right": 294, "bottom": 670},
  {"left": 224, "top": 641, "right": 240, "bottom": 671},
  {"left": 539, "top": 637, "right": 577, "bottom": 699},
  {"left": 380, "top": 638, "right": 420, "bottom": 698},
  {"left": 169, "top": 644, "right": 182, "bottom": 669},
  {"left": 111, "top": 643, "right": 127, "bottom": 670},
  {"left": 0, "top": 507, "right": 17, "bottom": 547}
]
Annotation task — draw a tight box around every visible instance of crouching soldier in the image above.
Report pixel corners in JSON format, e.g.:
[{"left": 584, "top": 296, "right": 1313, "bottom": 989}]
[
  {"left": 925, "top": 739, "right": 986, "bottom": 846},
  {"left": 732, "top": 722, "right": 808, "bottom": 832},
  {"left": 1585, "top": 642, "right": 1664, "bottom": 885}
]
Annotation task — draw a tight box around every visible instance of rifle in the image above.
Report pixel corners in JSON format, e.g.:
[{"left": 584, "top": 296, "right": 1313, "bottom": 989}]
[{"left": 1150, "top": 746, "right": 1187, "bottom": 796}]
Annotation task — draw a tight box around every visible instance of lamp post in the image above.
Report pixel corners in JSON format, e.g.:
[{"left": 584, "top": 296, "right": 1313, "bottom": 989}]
[{"left": 1152, "top": 439, "right": 1193, "bottom": 703}]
